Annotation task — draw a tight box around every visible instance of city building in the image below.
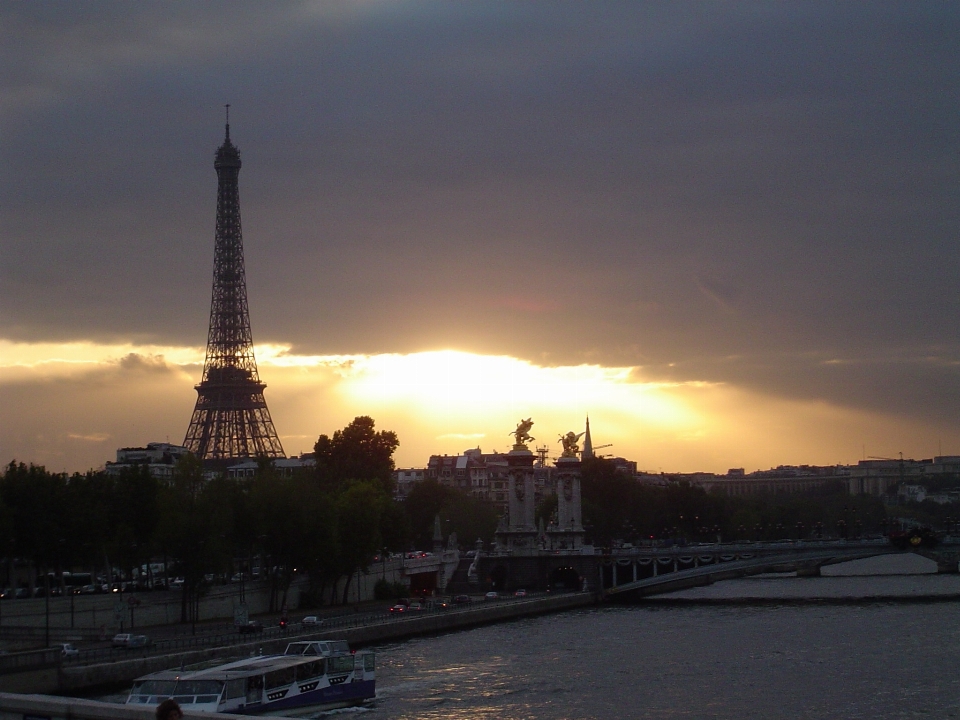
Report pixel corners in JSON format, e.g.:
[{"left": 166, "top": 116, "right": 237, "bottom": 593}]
[
  {"left": 225, "top": 456, "right": 315, "bottom": 479},
  {"left": 105, "top": 442, "right": 191, "bottom": 480},
  {"left": 396, "top": 429, "right": 960, "bottom": 503},
  {"left": 845, "top": 459, "right": 927, "bottom": 496},
  {"left": 422, "top": 448, "right": 553, "bottom": 512},
  {"left": 394, "top": 468, "right": 425, "bottom": 501}
]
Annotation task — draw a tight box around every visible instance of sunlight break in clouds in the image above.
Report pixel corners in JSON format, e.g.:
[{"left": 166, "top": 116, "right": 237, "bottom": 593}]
[
  {"left": 0, "top": 340, "right": 203, "bottom": 374},
  {"left": 0, "top": 341, "right": 706, "bottom": 471},
  {"left": 1, "top": 341, "right": 949, "bottom": 474}
]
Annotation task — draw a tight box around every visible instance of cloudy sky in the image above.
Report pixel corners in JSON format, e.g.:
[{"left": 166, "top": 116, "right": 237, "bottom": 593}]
[{"left": 2, "top": 1, "right": 958, "bottom": 474}]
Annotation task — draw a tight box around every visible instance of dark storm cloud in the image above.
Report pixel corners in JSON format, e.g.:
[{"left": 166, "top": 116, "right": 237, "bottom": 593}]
[{"left": 2, "top": 2, "right": 959, "bottom": 425}]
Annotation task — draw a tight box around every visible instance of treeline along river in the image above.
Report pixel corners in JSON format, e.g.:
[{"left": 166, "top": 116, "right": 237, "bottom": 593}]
[{"left": 356, "top": 557, "right": 960, "bottom": 720}]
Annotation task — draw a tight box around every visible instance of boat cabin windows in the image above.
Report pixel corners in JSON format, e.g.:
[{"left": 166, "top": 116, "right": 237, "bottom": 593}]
[
  {"left": 296, "top": 659, "right": 324, "bottom": 681},
  {"left": 327, "top": 655, "right": 355, "bottom": 675},
  {"left": 174, "top": 680, "right": 223, "bottom": 697},
  {"left": 284, "top": 640, "right": 351, "bottom": 656},
  {"left": 363, "top": 653, "right": 375, "bottom": 672},
  {"left": 132, "top": 680, "right": 176, "bottom": 698},
  {"left": 246, "top": 675, "right": 263, "bottom": 704},
  {"left": 285, "top": 642, "right": 318, "bottom": 655},
  {"left": 225, "top": 678, "right": 246, "bottom": 700},
  {"left": 172, "top": 680, "right": 224, "bottom": 704},
  {"left": 265, "top": 667, "right": 296, "bottom": 690},
  {"left": 129, "top": 679, "right": 224, "bottom": 706}
]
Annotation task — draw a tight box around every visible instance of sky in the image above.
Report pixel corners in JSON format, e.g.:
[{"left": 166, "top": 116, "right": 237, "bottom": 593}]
[{"left": 2, "top": 1, "right": 959, "bottom": 474}]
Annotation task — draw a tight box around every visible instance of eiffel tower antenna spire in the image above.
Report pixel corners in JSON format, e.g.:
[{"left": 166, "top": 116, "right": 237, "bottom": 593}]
[{"left": 183, "top": 118, "right": 285, "bottom": 461}]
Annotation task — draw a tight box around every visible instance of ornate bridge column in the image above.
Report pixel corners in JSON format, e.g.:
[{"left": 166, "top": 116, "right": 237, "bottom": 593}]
[
  {"left": 495, "top": 448, "right": 539, "bottom": 553},
  {"left": 508, "top": 448, "right": 537, "bottom": 538},
  {"left": 548, "top": 455, "right": 585, "bottom": 551}
]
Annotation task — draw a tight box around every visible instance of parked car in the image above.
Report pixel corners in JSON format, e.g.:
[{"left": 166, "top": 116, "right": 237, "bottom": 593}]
[
  {"left": 514, "top": 589, "right": 527, "bottom": 597},
  {"left": 301, "top": 615, "right": 321, "bottom": 626},
  {"left": 112, "top": 633, "right": 148, "bottom": 648},
  {"left": 452, "top": 595, "right": 471, "bottom": 605},
  {"left": 484, "top": 591, "right": 499, "bottom": 601},
  {"left": 127, "top": 635, "right": 149, "bottom": 648},
  {"left": 59, "top": 643, "right": 79, "bottom": 658},
  {"left": 238, "top": 620, "right": 263, "bottom": 634}
]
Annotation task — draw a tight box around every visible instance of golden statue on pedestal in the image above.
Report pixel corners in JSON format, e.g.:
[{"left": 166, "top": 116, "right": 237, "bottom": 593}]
[
  {"left": 558, "top": 431, "right": 585, "bottom": 458},
  {"left": 511, "top": 418, "right": 535, "bottom": 449}
]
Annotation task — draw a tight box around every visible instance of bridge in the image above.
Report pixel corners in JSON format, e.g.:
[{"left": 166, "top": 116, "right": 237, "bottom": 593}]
[{"left": 599, "top": 538, "right": 960, "bottom": 600}]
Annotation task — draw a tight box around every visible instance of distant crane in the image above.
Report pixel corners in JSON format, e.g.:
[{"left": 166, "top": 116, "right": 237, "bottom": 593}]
[
  {"left": 867, "top": 453, "right": 904, "bottom": 461},
  {"left": 584, "top": 443, "right": 613, "bottom": 459}
]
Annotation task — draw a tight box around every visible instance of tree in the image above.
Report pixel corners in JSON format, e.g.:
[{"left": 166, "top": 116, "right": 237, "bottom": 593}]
[
  {"left": 580, "top": 457, "right": 638, "bottom": 545},
  {"left": 251, "top": 467, "right": 336, "bottom": 611},
  {"left": 1, "top": 462, "right": 68, "bottom": 587},
  {"left": 157, "top": 456, "right": 231, "bottom": 624},
  {"left": 314, "top": 416, "right": 399, "bottom": 494},
  {"left": 441, "top": 491, "right": 500, "bottom": 548},
  {"left": 401, "top": 479, "right": 498, "bottom": 550},
  {"left": 378, "top": 499, "right": 412, "bottom": 553},
  {"left": 63, "top": 470, "right": 116, "bottom": 578},
  {"left": 403, "top": 479, "right": 451, "bottom": 548},
  {"left": 336, "top": 481, "right": 385, "bottom": 604},
  {"left": 108, "top": 466, "right": 160, "bottom": 587}
]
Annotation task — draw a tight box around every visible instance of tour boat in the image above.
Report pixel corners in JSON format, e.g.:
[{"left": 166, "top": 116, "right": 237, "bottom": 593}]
[{"left": 126, "top": 641, "right": 375, "bottom": 716}]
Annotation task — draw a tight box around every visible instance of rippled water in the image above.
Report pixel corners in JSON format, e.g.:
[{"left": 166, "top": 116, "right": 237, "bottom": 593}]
[{"left": 349, "top": 556, "right": 960, "bottom": 720}]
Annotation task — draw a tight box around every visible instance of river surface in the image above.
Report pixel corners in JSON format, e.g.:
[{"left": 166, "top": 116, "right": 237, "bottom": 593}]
[{"left": 336, "top": 555, "right": 960, "bottom": 720}]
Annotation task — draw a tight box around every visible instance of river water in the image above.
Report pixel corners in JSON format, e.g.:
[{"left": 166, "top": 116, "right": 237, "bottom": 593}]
[{"left": 347, "top": 555, "right": 960, "bottom": 720}]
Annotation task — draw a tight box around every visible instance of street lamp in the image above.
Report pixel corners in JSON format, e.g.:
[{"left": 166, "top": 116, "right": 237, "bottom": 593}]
[{"left": 44, "top": 571, "right": 50, "bottom": 648}]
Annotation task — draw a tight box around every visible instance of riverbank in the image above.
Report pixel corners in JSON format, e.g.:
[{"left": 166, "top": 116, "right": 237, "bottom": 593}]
[{"left": 55, "top": 591, "right": 597, "bottom": 695}]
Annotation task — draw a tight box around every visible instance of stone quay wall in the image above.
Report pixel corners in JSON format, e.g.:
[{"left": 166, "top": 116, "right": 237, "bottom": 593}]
[{"left": 56, "top": 592, "right": 597, "bottom": 694}]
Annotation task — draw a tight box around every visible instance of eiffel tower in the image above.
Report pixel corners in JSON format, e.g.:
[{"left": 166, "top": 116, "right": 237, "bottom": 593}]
[{"left": 183, "top": 110, "right": 285, "bottom": 461}]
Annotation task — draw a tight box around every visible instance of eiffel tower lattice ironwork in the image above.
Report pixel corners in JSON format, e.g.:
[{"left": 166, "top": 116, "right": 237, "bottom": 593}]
[{"left": 183, "top": 113, "right": 285, "bottom": 460}]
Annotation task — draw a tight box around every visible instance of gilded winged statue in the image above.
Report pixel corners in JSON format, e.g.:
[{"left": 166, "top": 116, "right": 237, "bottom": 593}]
[
  {"left": 511, "top": 418, "right": 535, "bottom": 449},
  {"left": 558, "top": 431, "right": 585, "bottom": 458}
]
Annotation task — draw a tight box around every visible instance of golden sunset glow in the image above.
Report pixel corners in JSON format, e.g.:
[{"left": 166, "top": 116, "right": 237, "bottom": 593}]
[
  {"left": 0, "top": 340, "right": 202, "bottom": 375},
  {"left": 1, "top": 339, "right": 948, "bottom": 476}
]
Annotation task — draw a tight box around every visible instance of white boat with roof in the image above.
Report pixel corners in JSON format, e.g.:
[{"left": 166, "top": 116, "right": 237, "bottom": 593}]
[{"left": 126, "top": 640, "right": 375, "bottom": 716}]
